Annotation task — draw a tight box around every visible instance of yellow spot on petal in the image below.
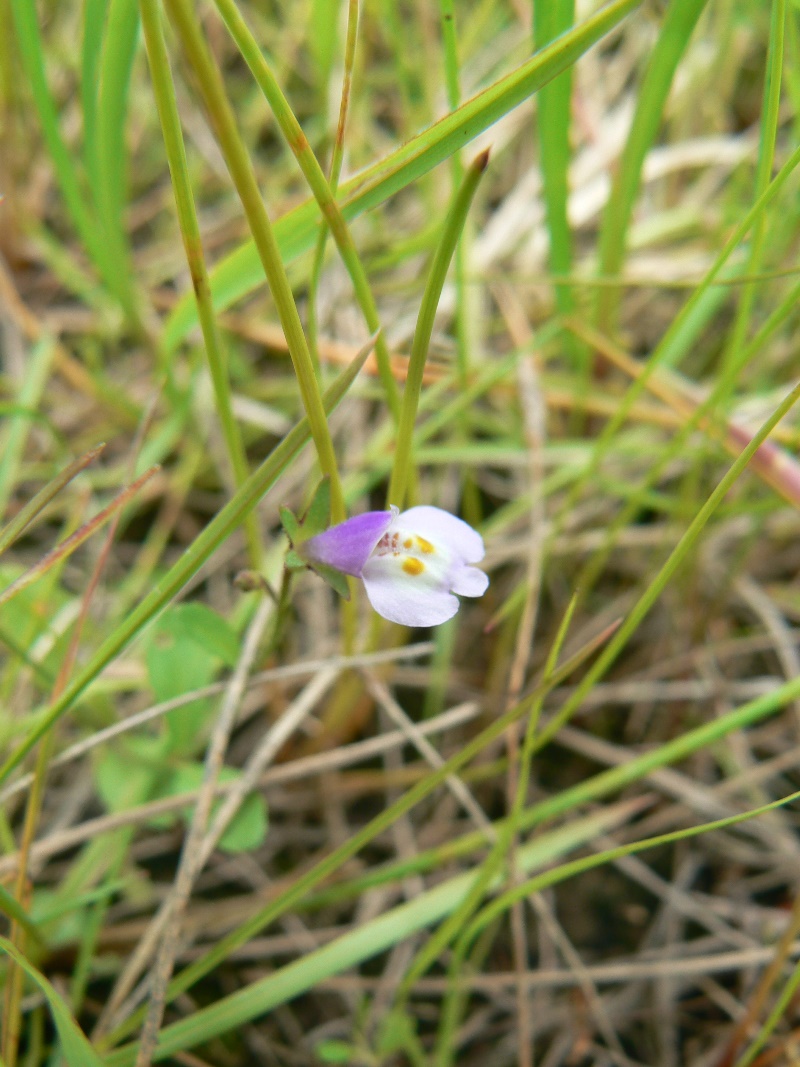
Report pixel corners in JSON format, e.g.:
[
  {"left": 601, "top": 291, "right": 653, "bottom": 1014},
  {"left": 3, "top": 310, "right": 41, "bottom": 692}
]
[
  {"left": 402, "top": 557, "right": 425, "bottom": 576},
  {"left": 403, "top": 538, "right": 413, "bottom": 549},
  {"left": 415, "top": 536, "right": 434, "bottom": 554}
]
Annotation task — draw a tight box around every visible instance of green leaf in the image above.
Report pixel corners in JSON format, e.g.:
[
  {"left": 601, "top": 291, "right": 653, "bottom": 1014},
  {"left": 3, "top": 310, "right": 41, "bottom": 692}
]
[
  {"left": 302, "top": 477, "right": 331, "bottom": 537},
  {"left": 0, "top": 935, "right": 105, "bottom": 1067},
  {"left": 280, "top": 479, "right": 332, "bottom": 552},
  {"left": 146, "top": 604, "right": 240, "bottom": 755},
  {"left": 309, "top": 561, "right": 350, "bottom": 600},
  {"left": 162, "top": 762, "right": 268, "bottom": 853},
  {"left": 315, "top": 1039, "right": 359, "bottom": 1064},
  {"left": 284, "top": 549, "right": 306, "bottom": 570},
  {"left": 94, "top": 739, "right": 161, "bottom": 815},
  {"left": 279, "top": 505, "right": 301, "bottom": 544},
  {"left": 159, "top": 602, "right": 240, "bottom": 667}
]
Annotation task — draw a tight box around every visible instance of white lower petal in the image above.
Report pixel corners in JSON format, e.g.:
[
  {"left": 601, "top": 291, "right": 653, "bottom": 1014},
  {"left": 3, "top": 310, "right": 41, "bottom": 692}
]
[
  {"left": 363, "top": 578, "right": 459, "bottom": 626},
  {"left": 451, "top": 565, "right": 490, "bottom": 597},
  {"left": 362, "top": 555, "right": 460, "bottom": 626}
]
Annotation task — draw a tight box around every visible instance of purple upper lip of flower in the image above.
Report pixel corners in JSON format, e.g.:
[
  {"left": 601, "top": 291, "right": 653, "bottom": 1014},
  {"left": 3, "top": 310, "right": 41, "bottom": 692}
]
[
  {"left": 299, "top": 509, "right": 394, "bottom": 577},
  {"left": 300, "top": 505, "right": 489, "bottom": 627}
]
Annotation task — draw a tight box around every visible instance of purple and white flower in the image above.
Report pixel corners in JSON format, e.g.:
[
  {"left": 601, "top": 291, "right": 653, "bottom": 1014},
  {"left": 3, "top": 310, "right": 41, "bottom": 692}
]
[{"left": 300, "top": 505, "right": 489, "bottom": 627}]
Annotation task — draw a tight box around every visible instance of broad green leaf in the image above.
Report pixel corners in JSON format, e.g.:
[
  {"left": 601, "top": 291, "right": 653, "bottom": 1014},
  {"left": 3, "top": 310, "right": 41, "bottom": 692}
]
[
  {"left": 146, "top": 604, "right": 238, "bottom": 755},
  {"left": 302, "top": 477, "right": 331, "bottom": 537},
  {"left": 155, "top": 603, "right": 240, "bottom": 667},
  {"left": 164, "top": 762, "right": 268, "bottom": 853},
  {"left": 279, "top": 505, "right": 301, "bottom": 544},
  {"left": 315, "top": 1040, "right": 358, "bottom": 1064},
  {"left": 94, "top": 738, "right": 162, "bottom": 815},
  {"left": 308, "top": 561, "right": 350, "bottom": 600}
]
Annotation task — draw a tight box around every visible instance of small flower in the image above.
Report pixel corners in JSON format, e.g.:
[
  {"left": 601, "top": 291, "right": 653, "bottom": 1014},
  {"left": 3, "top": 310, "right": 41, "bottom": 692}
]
[{"left": 300, "top": 505, "right": 489, "bottom": 627}]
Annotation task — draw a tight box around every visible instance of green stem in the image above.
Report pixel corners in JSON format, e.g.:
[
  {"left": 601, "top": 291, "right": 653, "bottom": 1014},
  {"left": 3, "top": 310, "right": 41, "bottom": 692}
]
[
  {"left": 139, "top": 0, "right": 263, "bottom": 569},
  {"left": 387, "top": 149, "right": 489, "bottom": 509},
  {"left": 165, "top": 0, "right": 345, "bottom": 521}
]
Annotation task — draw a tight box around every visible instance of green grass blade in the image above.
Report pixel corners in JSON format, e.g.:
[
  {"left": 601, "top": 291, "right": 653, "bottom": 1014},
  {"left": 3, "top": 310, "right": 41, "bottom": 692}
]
[
  {"left": 307, "top": 0, "right": 359, "bottom": 371},
  {"left": 0, "top": 936, "right": 105, "bottom": 1067},
  {"left": 387, "top": 149, "right": 489, "bottom": 509},
  {"left": 166, "top": 0, "right": 346, "bottom": 520},
  {"left": 0, "top": 444, "right": 106, "bottom": 559},
  {"left": 0, "top": 336, "right": 56, "bottom": 520},
  {"left": 463, "top": 790, "right": 800, "bottom": 958},
  {"left": 94, "top": 0, "right": 141, "bottom": 321},
  {"left": 81, "top": 0, "right": 110, "bottom": 196},
  {"left": 720, "top": 0, "right": 786, "bottom": 376},
  {"left": 534, "top": 0, "right": 575, "bottom": 316},
  {"left": 594, "top": 0, "right": 709, "bottom": 333},
  {"left": 140, "top": 0, "right": 262, "bottom": 568},
  {"left": 163, "top": 0, "right": 644, "bottom": 350},
  {"left": 9, "top": 0, "right": 103, "bottom": 276}
]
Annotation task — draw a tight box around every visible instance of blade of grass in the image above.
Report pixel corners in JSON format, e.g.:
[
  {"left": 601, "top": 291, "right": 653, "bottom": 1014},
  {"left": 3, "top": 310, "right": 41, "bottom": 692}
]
[
  {"left": 0, "top": 344, "right": 371, "bottom": 788},
  {"left": 0, "top": 936, "right": 105, "bottom": 1067},
  {"left": 0, "top": 336, "right": 57, "bottom": 520},
  {"left": 594, "top": 0, "right": 709, "bottom": 334},
  {"left": 0, "top": 444, "right": 106, "bottom": 559},
  {"left": 457, "top": 790, "right": 800, "bottom": 979},
  {"left": 0, "top": 884, "right": 44, "bottom": 949},
  {"left": 8, "top": 0, "right": 132, "bottom": 319},
  {"left": 0, "top": 465, "right": 159, "bottom": 613},
  {"left": 93, "top": 0, "right": 141, "bottom": 325},
  {"left": 534, "top": 0, "right": 586, "bottom": 375},
  {"left": 81, "top": 0, "right": 110, "bottom": 198},
  {"left": 165, "top": 0, "right": 345, "bottom": 522},
  {"left": 163, "top": 0, "right": 644, "bottom": 351},
  {"left": 719, "top": 0, "right": 786, "bottom": 379},
  {"left": 386, "top": 148, "right": 489, "bottom": 509},
  {"left": 139, "top": 0, "right": 262, "bottom": 569},
  {"left": 438, "top": 0, "right": 484, "bottom": 530}
]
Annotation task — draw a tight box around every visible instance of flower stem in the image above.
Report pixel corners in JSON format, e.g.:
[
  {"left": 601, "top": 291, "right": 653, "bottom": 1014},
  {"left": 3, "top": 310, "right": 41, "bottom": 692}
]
[{"left": 387, "top": 149, "right": 489, "bottom": 509}]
